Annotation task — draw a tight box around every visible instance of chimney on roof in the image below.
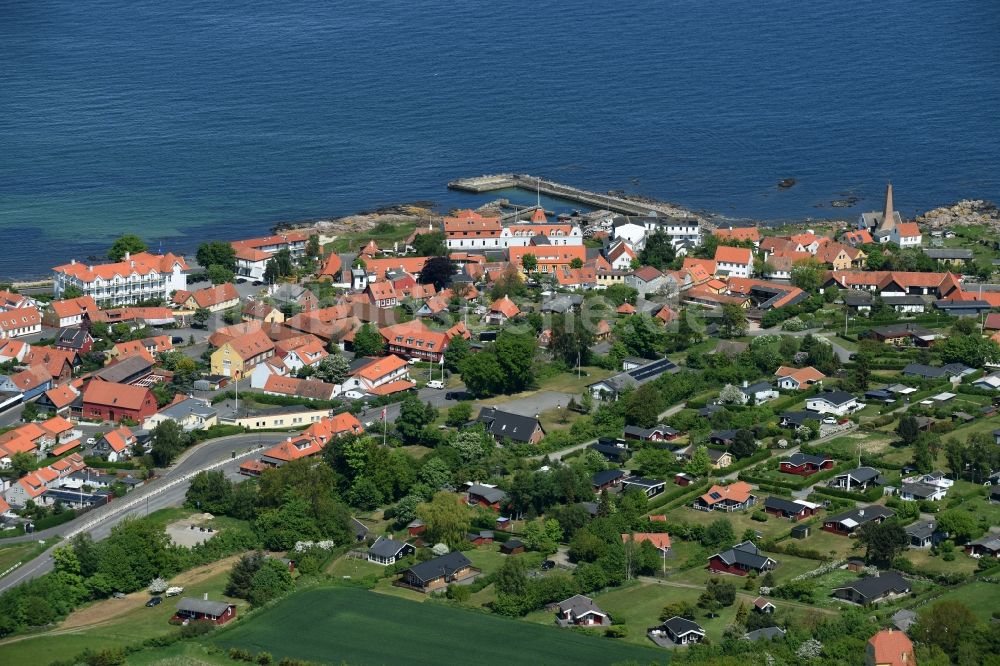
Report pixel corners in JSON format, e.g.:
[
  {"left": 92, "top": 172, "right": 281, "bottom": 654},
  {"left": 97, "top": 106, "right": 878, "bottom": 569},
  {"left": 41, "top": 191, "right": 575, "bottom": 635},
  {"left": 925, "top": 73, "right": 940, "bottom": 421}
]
[
  {"left": 858, "top": 509, "right": 865, "bottom": 517},
  {"left": 882, "top": 182, "right": 895, "bottom": 230},
  {"left": 71, "top": 258, "right": 76, "bottom": 265},
  {"left": 124, "top": 251, "right": 130, "bottom": 261}
]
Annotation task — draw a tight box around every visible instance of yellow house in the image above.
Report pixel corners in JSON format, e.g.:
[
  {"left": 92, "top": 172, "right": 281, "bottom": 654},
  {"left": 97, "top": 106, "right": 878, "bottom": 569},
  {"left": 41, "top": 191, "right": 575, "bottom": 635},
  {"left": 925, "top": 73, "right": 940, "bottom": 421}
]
[
  {"left": 173, "top": 283, "right": 241, "bottom": 313},
  {"left": 218, "top": 404, "right": 330, "bottom": 430},
  {"left": 210, "top": 330, "right": 275, "bottom": 379}
]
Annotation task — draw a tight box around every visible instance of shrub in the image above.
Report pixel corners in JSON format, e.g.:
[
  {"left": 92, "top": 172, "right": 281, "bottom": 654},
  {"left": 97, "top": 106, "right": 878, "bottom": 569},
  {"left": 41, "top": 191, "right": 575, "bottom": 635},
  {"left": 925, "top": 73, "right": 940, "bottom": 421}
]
[
  {"left": 257, "top": 652, "right": 273, "bottom": 665},
  {"left": 751, "top": 511, "right": 768, "bottom": 522},
  {"left": 230, "top": 648, "right": 254, "bottom": 662},
  {"left": 180, "top": 621, "right": 215, "bottom": 638},
  {"left": 605, "top": 625, "right": 629, "bottom": 638}
]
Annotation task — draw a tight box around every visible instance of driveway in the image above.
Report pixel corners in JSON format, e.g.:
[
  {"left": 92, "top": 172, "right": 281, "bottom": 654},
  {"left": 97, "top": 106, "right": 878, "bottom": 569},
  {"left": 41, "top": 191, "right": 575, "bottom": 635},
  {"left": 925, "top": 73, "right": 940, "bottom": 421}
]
[{"left": 477, "top": 391, "right": 576, "bottom": 418}]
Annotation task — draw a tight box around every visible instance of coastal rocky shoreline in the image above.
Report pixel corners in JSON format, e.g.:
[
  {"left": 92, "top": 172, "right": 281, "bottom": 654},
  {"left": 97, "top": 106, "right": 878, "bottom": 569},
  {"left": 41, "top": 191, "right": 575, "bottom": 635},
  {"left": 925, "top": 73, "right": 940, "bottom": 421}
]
[{"left": 916, "top": 199, "right": 1000, "bottom": 230}]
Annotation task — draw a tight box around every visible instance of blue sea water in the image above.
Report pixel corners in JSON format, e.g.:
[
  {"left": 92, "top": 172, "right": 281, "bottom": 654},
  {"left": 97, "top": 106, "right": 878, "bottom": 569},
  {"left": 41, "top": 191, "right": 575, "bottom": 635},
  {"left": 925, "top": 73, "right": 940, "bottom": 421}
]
[{"left": 1, "top": 0, "right": 998, "bottom": 280}]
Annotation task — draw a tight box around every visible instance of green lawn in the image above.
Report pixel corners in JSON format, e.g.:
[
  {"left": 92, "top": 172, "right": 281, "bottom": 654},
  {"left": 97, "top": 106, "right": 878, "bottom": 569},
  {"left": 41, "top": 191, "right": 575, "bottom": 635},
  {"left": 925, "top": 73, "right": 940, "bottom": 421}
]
[
  {"left": 924, "top": 581, "right": 1000, "bottom": 622},
  {"left": 0, "top": 540, "right": 52, "bottom": 577},
  {"left": 209, "top": 586, "right": 669, "bottom": 666},
  {"left": 324, "top": 220, "right": 419, "bottom": 253}
]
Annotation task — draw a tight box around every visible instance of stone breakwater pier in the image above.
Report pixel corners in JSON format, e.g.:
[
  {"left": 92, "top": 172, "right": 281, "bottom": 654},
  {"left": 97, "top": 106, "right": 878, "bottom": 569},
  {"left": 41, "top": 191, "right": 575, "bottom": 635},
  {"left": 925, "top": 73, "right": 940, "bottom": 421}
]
[{"left": 448, "top": 173, "right": 705, "bottom": 222}]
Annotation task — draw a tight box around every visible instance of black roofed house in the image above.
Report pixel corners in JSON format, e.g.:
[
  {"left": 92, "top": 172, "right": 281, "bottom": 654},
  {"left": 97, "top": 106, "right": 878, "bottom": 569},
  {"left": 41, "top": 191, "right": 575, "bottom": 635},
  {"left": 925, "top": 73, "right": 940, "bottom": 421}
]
[
  {"left": 779, "top": 410, "right": 820, "bottom": 430},
  {"left": 745, "top": 626, "right": 786, "bottom": 642},
  {"left": 467, "top": 530, "right": 494, "bottom": 546},
  {"left": 902, "top": 363, "right": 973, "bottom": 381},
  {"left": 934, "top": 298, "right": 992, "bottom": 316},
  {"left": 398, "top": 551, "right": 477, "bottom": 593},
  {"left": 965, "top": 533, "right": 1000, "bottom": 558},
  {"left": 806, "top": 389, "right": 862, "bottom": 417},
  {"left": 869, "top": 323, "right": 939, "bottom": 347},
  {"left": 699, "top": 403, "right": 724, "bottom": 419},
  {"left": 881, "top": 295, "right": 927, "bottom": 313},
  {"left": 590, "top": 438, "right": 631, "bottom": 463},
  {"left": 623, "top": 424, "right": 680, "bottom": 442},
  {"left": 54, "top": 327, "right": 93, "bottom": 354},
  {"left": 173, "top": 596, "right": 237, "bottom": 625},
  {"left": 923, "top": 247, "right": 973, "bottom": 264},
  {"left": 763, "top": 496, "right": 819, "bottom": 521},
  {"left": 587, "top": 358, "right": 679, "bottom": 401},
  {"left": 905, "top": 520, "right": 946, "bottom": 549},
  {"left": 842, "top": 289, "right": 873, "bottom": 311},
  {"left": 709, "top": 430, "right": 738, "bottom": 447},
  {"left": 822, "top": 505, "right": 894, "bottom": 536},
  {"left": 832, "top": 571, "right": 911, "bottom": 605},
  {"left": 899, "top": 481, "right": 946, "bottom": 502},
  {"left": 892, "top": 608, "right": 918, "bottom": 632},
  {"left": 350, "top": 517, "right": 369, "bottom": 542},
  {"left": 708, "top": 540, "right": 777, "bottom": 576},
  {"left": 467, "top": 483, "right": 507, "bottom": 511},
  {"left": 677, "top": 444, "right": 733, "bottom": 469},
  {"left": 864, "top": 388, "right": 897, "bottom": 404},
  {"left": 649, "top": 616, "right": 705, "bottom": 647},
  {"left": 475, "top": 407, "right": 545, "bottom": 445},
  {"left": 592, "top": 469, "right": 626, "bottom": 492},
  {"left": 830, "top": 467, "right": 883, "bottom": 491},
  {"left": 367, "top": 536, "right": 415, "bottom": 565},
  {"left": 780, "top": 452, "right": 835, "bottom": 476},
  {"left": 732, "top": 380, "right": 778, "bottom": 405},
  {"left": 621, "top": 476, "right": 666, "bottom": 499},
  {"left": 555, "top": 594, "right": 611, "bottom": 627},
  {"left": 500, "top": 539, "right": 525, "bottom": 555}
]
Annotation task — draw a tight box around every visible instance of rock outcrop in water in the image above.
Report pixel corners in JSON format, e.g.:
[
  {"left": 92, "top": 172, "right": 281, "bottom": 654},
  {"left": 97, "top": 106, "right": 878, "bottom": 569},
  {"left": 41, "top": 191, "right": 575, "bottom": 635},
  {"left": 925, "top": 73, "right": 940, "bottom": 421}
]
[{"left": 916, "top": 199, "right": 1000, "bottom": 229}]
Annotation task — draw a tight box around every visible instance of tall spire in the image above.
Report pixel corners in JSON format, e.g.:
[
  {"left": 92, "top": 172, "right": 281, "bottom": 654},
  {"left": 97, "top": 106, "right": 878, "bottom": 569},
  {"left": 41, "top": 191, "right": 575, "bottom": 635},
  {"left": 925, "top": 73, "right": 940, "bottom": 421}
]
[{"left": 881, "top": 182, "right": 895, "bottom": 231}]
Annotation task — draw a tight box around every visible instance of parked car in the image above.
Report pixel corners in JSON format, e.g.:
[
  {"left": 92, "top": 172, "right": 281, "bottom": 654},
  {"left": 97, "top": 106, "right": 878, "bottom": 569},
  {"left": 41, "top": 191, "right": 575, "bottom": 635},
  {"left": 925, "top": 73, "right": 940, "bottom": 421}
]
[
  {"left": 822, "top": 417, "right": 837, "bottom": 424},
  {"left": 86, "top": 437, "right": 96, "bottom": 445},
  {"left": 426, "top": 380, "right": 444, "bottom": 390},
  {"left": 445, "top": 391, "right": 473, "bottom": 401},
  {"left": 540, "top": 560, "right": 556, "bottom": 571},
  {"left": 112, "top": 592, "right": 126, "bottom": 599},
  {"left": 145, "top": 596, "right": 162, "bottom": 607}
]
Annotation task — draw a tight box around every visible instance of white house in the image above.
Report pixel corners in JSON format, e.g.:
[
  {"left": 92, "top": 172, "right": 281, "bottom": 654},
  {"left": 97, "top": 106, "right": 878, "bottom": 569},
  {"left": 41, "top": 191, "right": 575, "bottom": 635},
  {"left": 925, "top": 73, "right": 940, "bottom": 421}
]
[
  {"left": 0, "top": 307, "right": 41, "bottom": 340},
  {"left": 805, "top": 390, "right": 861, "bottom": 416},
  {"left": 612, "top": 215, "right": 702, "bottom": 250},
  {"left": 713, "top": 246, "right": 753, "bottom": 279},
  {"left": 339, "top": 355, "right": 411, "bottom": 398},
  {"left": 234, "top": 247, "right": 270, "bottom": 281},
  {"left": 52, "top": 252, "right": 188, "bottom": 307},
  {"left": 250, "top": 357, "right": 290, "bottom": 390}
]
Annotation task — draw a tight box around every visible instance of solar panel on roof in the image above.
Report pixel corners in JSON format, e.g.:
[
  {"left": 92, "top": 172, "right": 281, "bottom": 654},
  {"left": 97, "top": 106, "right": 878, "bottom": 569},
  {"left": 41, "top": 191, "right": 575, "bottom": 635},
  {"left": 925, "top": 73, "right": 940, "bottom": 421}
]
[{"left": 709, "top": 492, "right": 721, "bottom": 500}]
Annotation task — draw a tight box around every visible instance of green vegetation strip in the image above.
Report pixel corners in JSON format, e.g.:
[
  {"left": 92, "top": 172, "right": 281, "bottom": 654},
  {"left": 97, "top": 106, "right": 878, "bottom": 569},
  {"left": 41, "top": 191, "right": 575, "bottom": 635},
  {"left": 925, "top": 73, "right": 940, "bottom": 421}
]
[{"left": 211, "top": 586, "right": 668, "bottom": 666}]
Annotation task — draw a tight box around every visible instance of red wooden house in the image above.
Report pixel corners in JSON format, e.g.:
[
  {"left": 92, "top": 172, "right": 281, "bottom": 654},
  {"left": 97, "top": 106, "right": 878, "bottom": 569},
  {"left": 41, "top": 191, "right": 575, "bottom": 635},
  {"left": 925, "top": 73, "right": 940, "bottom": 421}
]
[
  {"left": 467, "top": 484, "right": 507, "bottom": 512},
  {"left": 763, "top": 496, "right": 818, "bottom": 521},
  {"left": 779, "top": 452, "right": 834, "bottom": 477},
  {"left": 173, "top": 597, "right": 237, "bottom": 625}
]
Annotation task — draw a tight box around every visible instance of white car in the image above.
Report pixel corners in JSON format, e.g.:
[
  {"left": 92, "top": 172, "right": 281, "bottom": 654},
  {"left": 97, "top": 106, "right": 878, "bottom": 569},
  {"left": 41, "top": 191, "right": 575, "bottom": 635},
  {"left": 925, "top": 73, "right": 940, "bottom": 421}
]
[
  {"left": 86, "top": 437, "right": 96, "bottom": 445},
  {"left": 408, "top": 358, "right": 418, "bottom": 365},
  {"left": 822, "top": 417, "right": 837, "bottom": 425},
  {"left": 426, "top": 380, "right": 444, "bottom": 390}
]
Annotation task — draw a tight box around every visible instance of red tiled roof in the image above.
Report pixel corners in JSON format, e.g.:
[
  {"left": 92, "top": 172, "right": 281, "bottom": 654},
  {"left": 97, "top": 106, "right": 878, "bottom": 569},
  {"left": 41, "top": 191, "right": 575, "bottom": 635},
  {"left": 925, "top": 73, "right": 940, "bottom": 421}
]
[
  {"left": 0, "top": 307, "right": 41, "bottom": 333},
  {"left": 82, "top": 381, "right": 152, "bottom": 410},
  {"left": 320, "top": 253, "right": 342, "bottom": 278},
  {"left": 351, "top": 355, "right": 408, "bottom": 382},
  {"left": 52, "top": 253, "right": 188, "bottom": 282},
  {"left": 714, "top": 227, "right": 760, "bottom": 242},
  {"left": 622, "top": 533, "right": 672, "bottom": 549},
  {"left": 867, "top": 630, "right": 915, "bottom": 666},
  {"left": 489, "top": 296, "right": 520, "bottom": 318},
  {"left": 714, "top": 246, "right": 752, "bottom": 265},
  {"left": 895, "top": 222, "right": 921, "bottom": 238},
  {"left": 700, "top": 482, "right": 753, "bottom": 506},
  {"left": 49, "top": 296, "right": 99, "bottom": 320}
]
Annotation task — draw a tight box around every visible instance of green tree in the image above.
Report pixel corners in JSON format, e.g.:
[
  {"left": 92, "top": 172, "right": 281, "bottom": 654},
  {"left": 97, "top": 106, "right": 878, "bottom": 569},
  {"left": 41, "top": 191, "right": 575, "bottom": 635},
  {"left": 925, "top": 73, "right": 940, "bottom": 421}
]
[
  {"left": 395, "top": 394, "right": 436, "bottom": 443},
  {"left": 196, "top": 241, "right": 237, "bottom": 273},
  {"left": 637, "top": 229, "right": 676, "bottom": 270},
  {"left": 790, "top": 259, "right": 824, "bottom": 292},
  {"left": 494, "top": 332, "right": 536, "bottom": 393},
  {"left": 206, "top": 264, "right": 235, "bottom": 285},
  {"left": 306, "top": 234, "right": 321, "bottom": 258},
  {"left": 911, "top": 437, "right": 933, "bottom": 474},
  {"left": 226, "top": 552, "right": 266, "bottom": 599},
  {"left": 185, "top": 471, "right": 234, "bottom": 514},
  {"left": 313, "top": 355, "right": 350, "bottom": 384},
  {"left": 443, "top": 334, "right": 470, "bottom": 372},
  {"left": 521, "top": 518, "right": 562, "bottom": 555},
  {"left": 939, "top": 334, "right": 1000, "bottom": 368},
  {"left": 684, "top": 446, "right": 713, "bottom": 478},
  {"left": 417, "top": 256, "right": 454, "bottom": 290},
  {"left": 417, "top": 491, "right": 472, "bottom": 548},
  {"left": 720, "top": 303, "right": 748, "bottom": 338},
  {"left": 412, "top": 231, "right": 447, "bottom": 257},
  {"left": 351, "top": 323, "right": 384, "bottom": 358},
  {"left": 615, "top": 314, "right": 664, "bottom": 359},
  {"left": 108, "top": 234, "right": 147, "bottom": 261},
  {"left": 445, "top": 402, "right": 472, "bottom": 427},
  {"left": 521, "top": 253, "right": 538, "bottom": 273},
  {"left": 192, "top": 308, "right": 211, "bottom": 329},
  {"left": 247, "top": 558, "right": 294, "bottom": 607},
  {"left": 603, "top": 284, "right": 638, "bottom": 307},
  {"left": 450, "top": 428, "right": 493, "bottom": 463},
  {"left": 858, "top": 520, "right": 908, "bottom": 565},
  {"left": 936, "top": 509, "right": 980, "bottom": 544},
  {"left": 20, "top": 402, "right": 39, "bottom": 422},
  {"left": 10, "top": 451, "right": 34, "bottom": 477},
  {"left": 896, "top": 415, "right": 920, "bottom": 445},
  {"left": 702, "top": 518, "right": 735, "bottom": 549},
  {"left": 549, "top": 313, "right": 593, "bottom": 367},
  {"left": 911, "top": 600, "right": 978, "bottom": 657},
  {"left": 149, "top": 420, "right": 187, "bottom": 467},
  {"left": 730, "top": 429, "right": 757, "bottom": 459},
  {"left": 569, "top": 257, "right": 584, "bottom": 269}
]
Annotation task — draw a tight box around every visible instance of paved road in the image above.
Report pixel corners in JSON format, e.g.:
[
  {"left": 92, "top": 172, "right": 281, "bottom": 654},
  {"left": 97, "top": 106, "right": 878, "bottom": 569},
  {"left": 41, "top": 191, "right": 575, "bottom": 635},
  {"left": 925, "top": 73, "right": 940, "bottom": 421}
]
[{"left": 0, "top": 432, "right": 288, "bottom": 595}]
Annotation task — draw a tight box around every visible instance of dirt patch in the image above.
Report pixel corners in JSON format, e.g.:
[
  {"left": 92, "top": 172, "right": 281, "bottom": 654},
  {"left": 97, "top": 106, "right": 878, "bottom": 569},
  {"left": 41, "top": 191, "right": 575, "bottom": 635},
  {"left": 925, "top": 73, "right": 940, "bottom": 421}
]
[
  {"left": 58, "top": 554, "right": 244, "bottom": 631},
  {"left": 166, "top": 513, "right": 218, "bottom": 548}
]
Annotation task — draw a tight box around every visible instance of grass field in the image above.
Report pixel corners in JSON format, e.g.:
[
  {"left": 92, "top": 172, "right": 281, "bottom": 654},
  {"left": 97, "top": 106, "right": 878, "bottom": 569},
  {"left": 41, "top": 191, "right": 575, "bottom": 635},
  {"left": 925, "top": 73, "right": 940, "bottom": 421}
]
[
  {"left": 210, "top": 586, "right": 669, "bottom": 666},
  {"left": 923, "top": 581, "right": 1000, "bottom": 622},
  {"left": 0, "top": 540, "right": 52, "bottom": 577}
]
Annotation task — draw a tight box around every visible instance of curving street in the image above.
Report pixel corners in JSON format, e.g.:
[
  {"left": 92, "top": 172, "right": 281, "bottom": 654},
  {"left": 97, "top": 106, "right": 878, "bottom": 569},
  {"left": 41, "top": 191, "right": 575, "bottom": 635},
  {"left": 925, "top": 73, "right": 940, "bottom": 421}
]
[{"left": 0, "top": 432, "right": 289, "bottom": 595}]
